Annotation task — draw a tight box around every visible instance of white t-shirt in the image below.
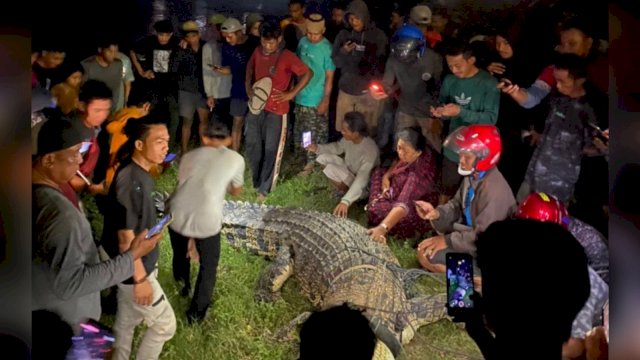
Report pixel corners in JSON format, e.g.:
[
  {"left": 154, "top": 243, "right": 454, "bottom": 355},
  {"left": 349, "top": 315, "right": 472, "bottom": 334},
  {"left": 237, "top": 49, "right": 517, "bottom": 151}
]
[{"left": 168, "top": 146, "right": 245, "bottom": 238}]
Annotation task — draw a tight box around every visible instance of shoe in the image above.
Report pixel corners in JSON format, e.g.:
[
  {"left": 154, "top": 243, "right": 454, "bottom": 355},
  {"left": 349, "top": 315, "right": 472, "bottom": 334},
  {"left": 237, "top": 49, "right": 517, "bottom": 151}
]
[
  {"left": 180, "top": 284, "right": 190, "bottom": 298},
  {"left": 186, "top": 308, "right": 207, "bottom": 325}
]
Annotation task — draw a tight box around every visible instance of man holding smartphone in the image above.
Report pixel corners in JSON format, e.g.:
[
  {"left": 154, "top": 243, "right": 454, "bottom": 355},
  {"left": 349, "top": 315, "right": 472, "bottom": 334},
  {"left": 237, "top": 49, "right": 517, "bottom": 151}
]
[
  {"left": 331, "top": 0, "right": 388, "bottom": 138},
  {"left": 32, "top": 115, "right": 161, "bottom": 334},
  {"left": 457, "top": 219, "right": 592, "bottom": 359},
  {"left": 294, "top": 14, "right": 336, "bottom": 176},
  {"left": 102, "top": 116, "right": 176, "bottom": 360}
]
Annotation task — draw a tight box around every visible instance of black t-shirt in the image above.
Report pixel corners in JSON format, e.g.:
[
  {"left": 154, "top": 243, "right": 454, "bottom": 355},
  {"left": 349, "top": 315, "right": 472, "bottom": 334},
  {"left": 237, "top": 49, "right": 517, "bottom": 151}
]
[
  {"left": 32, "top": 63, "right": 62, "bottom": 90},
  {"left": 102, "top": 161, "right": 158, "bottom": 284},
  {"left": 133, "top": 35, "right": 179, "bottom": 94}
]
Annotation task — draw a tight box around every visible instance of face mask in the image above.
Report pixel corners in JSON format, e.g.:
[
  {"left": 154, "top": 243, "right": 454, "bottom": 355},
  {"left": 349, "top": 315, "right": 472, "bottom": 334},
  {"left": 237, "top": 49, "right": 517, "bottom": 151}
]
[{"left": 458, "top": 164, "right": 474, "bottom": 176}]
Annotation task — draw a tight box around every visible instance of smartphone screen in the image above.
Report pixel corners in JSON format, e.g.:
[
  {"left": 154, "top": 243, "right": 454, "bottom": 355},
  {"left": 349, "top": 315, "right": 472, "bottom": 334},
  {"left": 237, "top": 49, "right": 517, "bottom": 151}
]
[
  {"left": 146, "top": 214, "right": 173, "bottom": 239},
  {"left": 302, "top": 131, "right": 312, "bottom": 148},
  {"left": 164, "top": 153, "right": 177, "bottom": 163},
  {"left": 66, "top": 320, "right": 115, "bottom": 360},
  {"left": 446, "top": 253, "right": 475, "bottom": 316},
  {"left": 79, "top": 142, "right": 92, "bottom": 155}
]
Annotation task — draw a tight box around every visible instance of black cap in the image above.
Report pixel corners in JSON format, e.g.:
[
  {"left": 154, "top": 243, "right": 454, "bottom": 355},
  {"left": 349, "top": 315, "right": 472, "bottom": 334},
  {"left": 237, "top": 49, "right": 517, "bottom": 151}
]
[{"left": 36, "top": 113, "right": 90, "bottom": 156}]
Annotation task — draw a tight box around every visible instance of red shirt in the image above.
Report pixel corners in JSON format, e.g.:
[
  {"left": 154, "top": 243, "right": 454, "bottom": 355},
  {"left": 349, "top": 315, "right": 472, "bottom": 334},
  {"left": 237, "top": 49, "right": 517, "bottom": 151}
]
[
  {"left": 537, "top": 65, "right": 556, "bottom": 88},
  {"left": 247, "top": 48, "right": 309, "bottom": 115},
  {"left": 79, "top": 133, "right": 99, "bottom": 177}
]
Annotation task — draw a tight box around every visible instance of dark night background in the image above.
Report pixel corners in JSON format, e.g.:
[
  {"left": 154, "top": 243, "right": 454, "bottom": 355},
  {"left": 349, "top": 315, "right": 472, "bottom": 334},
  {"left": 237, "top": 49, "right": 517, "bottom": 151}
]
[{"left": 32, "top": 0, "right": 607, "bottom": 63}]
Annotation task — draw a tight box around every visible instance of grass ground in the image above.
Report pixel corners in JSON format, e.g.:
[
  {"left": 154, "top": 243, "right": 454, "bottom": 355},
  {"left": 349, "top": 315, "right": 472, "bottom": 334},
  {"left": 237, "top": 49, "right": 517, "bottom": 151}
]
[{"left": 85, "top": 150, "right": 482, "bottom": 360}]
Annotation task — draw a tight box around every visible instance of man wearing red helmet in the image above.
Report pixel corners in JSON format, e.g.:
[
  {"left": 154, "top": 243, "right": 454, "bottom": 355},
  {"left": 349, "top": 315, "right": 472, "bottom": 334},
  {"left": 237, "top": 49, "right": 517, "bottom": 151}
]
[
  {"left": 415, "top": 124, "right": 516, "bottom": 276},
  {"left": 516, "top": 192, "right": 609, "bottom": 283},
  {"left": 515, "top": 192, "right": 609, "bottom": 359}
]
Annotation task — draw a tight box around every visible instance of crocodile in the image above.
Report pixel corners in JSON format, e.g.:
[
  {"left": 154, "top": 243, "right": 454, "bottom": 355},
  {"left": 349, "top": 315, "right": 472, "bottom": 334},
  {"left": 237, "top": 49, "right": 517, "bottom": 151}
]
[{"left": 221, "top": 201, "right": 448, "bottom": 357}]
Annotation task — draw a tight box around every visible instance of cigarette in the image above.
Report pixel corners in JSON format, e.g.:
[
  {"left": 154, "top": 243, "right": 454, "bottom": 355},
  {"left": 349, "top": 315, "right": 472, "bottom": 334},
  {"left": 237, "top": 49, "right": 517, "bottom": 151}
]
[{"left": 76, "top": 170, "right": 92, "bottom": 186}]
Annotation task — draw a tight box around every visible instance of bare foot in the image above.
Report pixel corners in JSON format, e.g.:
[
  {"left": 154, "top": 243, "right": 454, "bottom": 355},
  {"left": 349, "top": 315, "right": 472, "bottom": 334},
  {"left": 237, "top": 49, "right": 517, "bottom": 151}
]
[
  {"left": 256, "top": 193, "right": 267, "bottom": 204},
  {"left": 297, "top": 163, "right": 314, "bottom": 177}
]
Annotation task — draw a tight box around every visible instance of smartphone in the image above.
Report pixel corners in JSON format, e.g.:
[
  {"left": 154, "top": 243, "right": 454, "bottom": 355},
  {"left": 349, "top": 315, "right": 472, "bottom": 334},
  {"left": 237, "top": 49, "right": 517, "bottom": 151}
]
[
  {"left": 146, "top": 213, "right": 173, "bottom": 239},
  {"left": 446, "top": 252, "right": 475, "bottom": 317},
  {"left": 302, "top": 131, "right": 312, "bottom": 148},
  {"left": 66, "top": 319, "right": 115, "bottom": 360},
  {"left": 164, "top": 153, "right": 177, "bottom": 163},
  {"left": 587, "top": 122, "right": 609, "bottom": 144},
  {"left": 79, "top": 141, "right": 92, "bottom": 155}
]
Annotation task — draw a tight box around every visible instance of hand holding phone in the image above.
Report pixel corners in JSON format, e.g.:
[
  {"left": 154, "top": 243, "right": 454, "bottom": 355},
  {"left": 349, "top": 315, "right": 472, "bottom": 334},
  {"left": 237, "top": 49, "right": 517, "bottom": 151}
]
[
  {"left": 146, "top": 214, "right": 173, "bottom": 239},
  {"left": 446, "top": 252, "right": 475, "bottom": 318},
  {"left": 588, "top": 123, "right": 609, "bottom": 144},
  {"left": 343, "top": 40, "right": 356, "bottom": 52}
]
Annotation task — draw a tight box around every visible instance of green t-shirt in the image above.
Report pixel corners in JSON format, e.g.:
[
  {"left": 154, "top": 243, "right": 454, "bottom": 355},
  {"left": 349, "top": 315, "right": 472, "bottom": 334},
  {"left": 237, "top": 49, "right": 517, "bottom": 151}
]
[
  {"left": 439, "top": 69, "right": 500, "bottom": 161},
  {"left": 295, "top": 37, "right": 336, "bottom": 107}
]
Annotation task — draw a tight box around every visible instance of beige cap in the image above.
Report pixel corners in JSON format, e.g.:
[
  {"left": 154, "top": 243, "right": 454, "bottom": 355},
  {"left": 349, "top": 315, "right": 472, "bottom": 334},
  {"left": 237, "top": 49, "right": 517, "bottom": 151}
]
[
  {"left": 410, "top": 5, "right": 432, "bottom": 25},
  {"left": 182, "top": 20, "right": 200, "bottom": 32},
  {"left": 306, "top": 13, "right": 325, "bottom": 34},
  {"left": 221, "top": 18, "right": 243, "bottom": 33}
]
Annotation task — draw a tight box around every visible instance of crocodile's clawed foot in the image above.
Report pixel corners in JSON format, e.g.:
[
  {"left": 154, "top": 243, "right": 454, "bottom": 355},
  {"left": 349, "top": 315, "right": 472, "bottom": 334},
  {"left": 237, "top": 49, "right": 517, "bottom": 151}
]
[
  {"left": 274, "top": 326, "right": 295, "bottom": 342},
  {"left": 274, "top": 311, "right": 313, "bottom": 342}
]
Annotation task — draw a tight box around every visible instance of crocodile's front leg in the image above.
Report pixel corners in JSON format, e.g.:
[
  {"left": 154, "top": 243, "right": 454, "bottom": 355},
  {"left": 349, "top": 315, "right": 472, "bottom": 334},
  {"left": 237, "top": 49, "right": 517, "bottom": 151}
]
[
  {"left": 399, "top": 293, "right": 448, "bottom": 344},
  {"left": 274, "top": 311, "right": 313, "bottom": 341},
  {"left": 255, "top": 245, "right": 294, "bottom": 302}
]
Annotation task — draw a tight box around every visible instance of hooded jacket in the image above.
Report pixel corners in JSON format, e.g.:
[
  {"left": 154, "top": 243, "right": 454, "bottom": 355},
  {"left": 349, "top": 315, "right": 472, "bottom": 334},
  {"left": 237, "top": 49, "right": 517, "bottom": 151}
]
[{"left": 332, "top": 0, "right": 388, "bottom": 95}]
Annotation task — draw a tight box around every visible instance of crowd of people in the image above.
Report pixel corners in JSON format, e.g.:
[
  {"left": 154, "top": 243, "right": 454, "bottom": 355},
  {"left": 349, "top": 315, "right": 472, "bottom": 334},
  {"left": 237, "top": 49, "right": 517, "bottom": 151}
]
[{"left": 31, "top": 0, "right": 610, "bottom": 359}]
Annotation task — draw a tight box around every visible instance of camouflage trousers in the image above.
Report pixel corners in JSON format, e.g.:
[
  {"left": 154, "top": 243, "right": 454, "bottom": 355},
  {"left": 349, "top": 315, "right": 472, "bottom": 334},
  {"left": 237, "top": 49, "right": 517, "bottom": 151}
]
[{"left": 293, "top": 104, "right": 329, "bottom": 166}]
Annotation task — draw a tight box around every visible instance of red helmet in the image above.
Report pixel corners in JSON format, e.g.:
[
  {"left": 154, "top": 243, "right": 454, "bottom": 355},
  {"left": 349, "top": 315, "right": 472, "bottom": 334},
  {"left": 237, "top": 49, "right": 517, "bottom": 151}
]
[
  {"left": 443, "top": 124, "right": 502, "bottom": 171},
  {"left": 515, "top": 192, "right": 570, "bottom": 228}
]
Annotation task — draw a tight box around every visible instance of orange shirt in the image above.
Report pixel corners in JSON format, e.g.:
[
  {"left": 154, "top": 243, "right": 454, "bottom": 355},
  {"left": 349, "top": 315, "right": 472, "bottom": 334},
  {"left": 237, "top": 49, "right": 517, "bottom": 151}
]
[
  {"left": 50, "top": 83, "right": 79, "bottom": 115},
  {"left": 105, "top": 107, "right": 157, "bottom": 187}
]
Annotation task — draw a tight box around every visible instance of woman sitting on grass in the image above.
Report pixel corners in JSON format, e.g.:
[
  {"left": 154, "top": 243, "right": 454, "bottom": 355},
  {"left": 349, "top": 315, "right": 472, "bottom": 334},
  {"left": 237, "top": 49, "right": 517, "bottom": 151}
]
[{"left": 366, "top": 128, "right": 439, "bottom": 242}]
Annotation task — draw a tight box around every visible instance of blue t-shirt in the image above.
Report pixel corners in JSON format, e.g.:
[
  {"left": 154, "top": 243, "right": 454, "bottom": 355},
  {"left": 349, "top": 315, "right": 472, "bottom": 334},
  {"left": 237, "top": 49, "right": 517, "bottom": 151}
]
[
  {"left": 221, "top": 38, "right": 258, "bottom": 100},
  {"left": 295, "top": 37, "right": 336, "bottom": 107}
]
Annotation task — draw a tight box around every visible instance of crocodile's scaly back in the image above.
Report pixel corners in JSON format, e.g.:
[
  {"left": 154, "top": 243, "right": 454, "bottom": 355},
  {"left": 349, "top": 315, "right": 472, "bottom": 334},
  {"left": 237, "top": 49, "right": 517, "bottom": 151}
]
[
  {"left": 222, "top": 201, "right": 283, "bottom": 257},
  {"left": 221, "top": 201, "right": 447, "bottom": 352}
]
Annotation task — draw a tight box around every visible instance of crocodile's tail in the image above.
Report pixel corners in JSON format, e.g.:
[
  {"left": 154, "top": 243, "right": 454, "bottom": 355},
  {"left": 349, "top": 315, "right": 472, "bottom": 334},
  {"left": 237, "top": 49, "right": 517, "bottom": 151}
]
[{"left": 222, "top": 201, "right": 286, "bottom": 258}]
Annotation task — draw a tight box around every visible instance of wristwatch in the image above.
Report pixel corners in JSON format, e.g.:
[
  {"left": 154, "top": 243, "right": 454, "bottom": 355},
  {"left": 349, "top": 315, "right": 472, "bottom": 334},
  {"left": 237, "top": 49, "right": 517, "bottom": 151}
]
[{"left": 379, "top": 223, "right": 389, "bottom": 233}]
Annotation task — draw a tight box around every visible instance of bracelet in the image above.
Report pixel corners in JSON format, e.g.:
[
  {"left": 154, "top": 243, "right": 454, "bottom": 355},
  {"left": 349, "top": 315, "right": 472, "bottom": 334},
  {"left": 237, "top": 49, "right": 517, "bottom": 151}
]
[{"left": 379, "top": 223, "right": 389, "bottom": 233}]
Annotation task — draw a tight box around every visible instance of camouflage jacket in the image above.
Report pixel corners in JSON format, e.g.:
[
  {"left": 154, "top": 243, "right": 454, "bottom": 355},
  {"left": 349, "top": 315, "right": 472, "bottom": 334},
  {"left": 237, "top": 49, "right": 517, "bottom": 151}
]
[{"left": 524, "top": 92, "right": 604, "bottom": 203}]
